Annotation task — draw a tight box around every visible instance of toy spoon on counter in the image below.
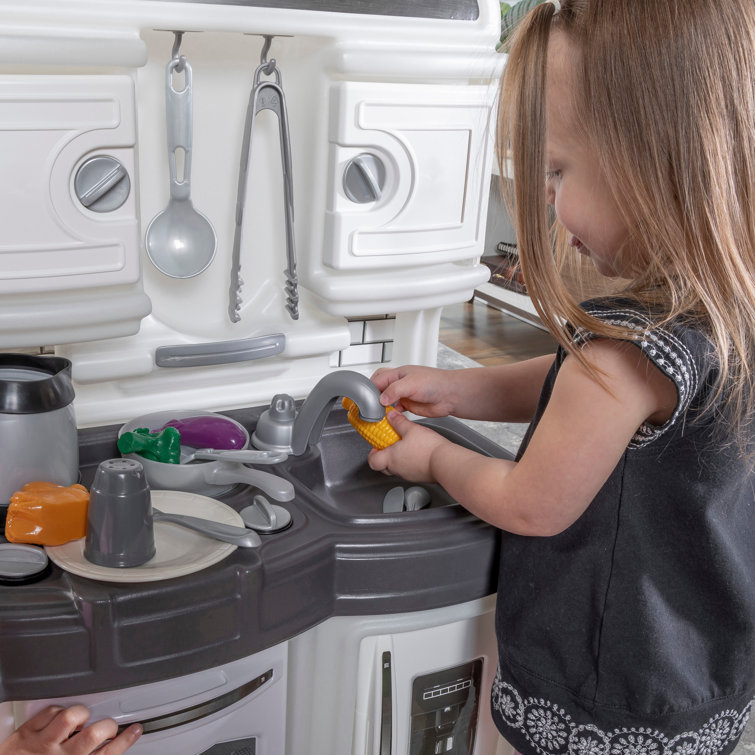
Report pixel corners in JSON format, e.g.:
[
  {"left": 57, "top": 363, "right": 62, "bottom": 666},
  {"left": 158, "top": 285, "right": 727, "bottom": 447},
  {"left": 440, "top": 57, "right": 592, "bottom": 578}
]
[{"left": 152, "top": 508, "right": 261, "bottom": 548}]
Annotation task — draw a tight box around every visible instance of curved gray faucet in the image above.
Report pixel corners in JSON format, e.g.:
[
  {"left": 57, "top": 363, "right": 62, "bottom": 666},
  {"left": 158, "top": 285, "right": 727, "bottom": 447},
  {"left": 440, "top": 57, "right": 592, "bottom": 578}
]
[{"left": 290, "top": 370, "right": 385, "bottom": 455}]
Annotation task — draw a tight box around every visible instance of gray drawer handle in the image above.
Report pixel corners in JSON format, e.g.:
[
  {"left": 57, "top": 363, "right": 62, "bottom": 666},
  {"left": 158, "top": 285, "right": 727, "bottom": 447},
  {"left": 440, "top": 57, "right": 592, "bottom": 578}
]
[{"left": 156, "top": 334, "right": 285, "bottom": 368}]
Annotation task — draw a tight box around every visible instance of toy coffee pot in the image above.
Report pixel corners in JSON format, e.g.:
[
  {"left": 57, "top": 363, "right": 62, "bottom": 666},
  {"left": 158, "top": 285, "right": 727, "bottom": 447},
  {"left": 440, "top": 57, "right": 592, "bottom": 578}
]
[{"left": 0, "top": 354, "right": 78, "bottom": 505}]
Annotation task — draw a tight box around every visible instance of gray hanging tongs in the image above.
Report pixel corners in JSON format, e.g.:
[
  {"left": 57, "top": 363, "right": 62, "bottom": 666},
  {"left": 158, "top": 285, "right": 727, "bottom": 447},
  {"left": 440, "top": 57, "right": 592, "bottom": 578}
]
[{"left": 229, "top": 36, "right": 299, "bottom": 322}]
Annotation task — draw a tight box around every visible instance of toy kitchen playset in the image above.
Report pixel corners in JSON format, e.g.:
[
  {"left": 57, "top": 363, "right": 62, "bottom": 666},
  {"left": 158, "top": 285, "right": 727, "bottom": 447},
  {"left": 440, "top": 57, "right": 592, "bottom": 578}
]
[{"left": 0, "top": 0, "right": 510, "bottom": 752}]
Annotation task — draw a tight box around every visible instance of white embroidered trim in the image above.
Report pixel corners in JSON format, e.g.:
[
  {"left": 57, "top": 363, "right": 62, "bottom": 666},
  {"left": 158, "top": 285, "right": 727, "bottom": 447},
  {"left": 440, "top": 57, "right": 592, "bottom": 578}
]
[
  {"left": 572, "top": 307, "right": 700, "bottom": 448},
  {"left": 492, "top": 668, "right": 753, "bottom": 755}
]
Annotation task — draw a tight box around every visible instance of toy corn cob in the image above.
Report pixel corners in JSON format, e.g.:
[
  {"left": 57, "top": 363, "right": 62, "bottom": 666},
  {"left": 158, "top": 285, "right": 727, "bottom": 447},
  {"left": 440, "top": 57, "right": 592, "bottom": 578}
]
[{"left": 342, "top": 397, "right": 400, "bottom": 450}]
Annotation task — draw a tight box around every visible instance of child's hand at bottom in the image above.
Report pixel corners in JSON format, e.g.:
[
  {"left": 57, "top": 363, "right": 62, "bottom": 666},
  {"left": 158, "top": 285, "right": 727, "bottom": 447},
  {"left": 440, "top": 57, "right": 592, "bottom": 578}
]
[
  {"left": 367, "top": 410, "right": 449, "bottom": 483},
  {"left": 0, "top": 705, "right": 142, "bottom": 755}
]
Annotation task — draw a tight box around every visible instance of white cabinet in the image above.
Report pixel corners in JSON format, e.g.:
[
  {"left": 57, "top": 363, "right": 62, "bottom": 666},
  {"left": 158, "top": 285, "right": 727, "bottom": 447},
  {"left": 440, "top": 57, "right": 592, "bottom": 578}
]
[
  {"left": 325, "top": 81, "right": 496, "bottom": 270},
  {"left": 0, "top": 75, "right": 149, "bottom": 347}
]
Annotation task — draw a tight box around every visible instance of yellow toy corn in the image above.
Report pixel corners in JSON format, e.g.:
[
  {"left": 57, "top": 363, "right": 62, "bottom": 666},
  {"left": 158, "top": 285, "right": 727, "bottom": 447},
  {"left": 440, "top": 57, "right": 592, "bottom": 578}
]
[{"left": 342, "top": 397, "right": 400, "bottom": 449}]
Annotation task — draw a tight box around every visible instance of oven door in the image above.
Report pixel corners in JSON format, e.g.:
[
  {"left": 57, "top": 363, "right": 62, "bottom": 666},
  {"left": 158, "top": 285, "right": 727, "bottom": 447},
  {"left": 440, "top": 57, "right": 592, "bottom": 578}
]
[{"left": 10, "top": 642, "right": 287, "bottom": 755}]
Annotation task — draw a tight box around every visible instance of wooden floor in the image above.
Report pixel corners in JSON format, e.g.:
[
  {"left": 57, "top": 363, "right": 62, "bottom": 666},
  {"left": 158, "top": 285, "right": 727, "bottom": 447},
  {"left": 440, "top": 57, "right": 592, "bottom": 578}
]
[{"left": 439, "top": 298, "right": 558, "bottom": 366}]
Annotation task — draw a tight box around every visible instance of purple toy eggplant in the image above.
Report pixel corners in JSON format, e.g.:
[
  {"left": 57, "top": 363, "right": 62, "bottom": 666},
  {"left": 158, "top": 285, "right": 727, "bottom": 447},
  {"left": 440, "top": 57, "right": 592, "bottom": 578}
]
[{"left": 157, "top": 415, "right": 247, "bottom": 450}]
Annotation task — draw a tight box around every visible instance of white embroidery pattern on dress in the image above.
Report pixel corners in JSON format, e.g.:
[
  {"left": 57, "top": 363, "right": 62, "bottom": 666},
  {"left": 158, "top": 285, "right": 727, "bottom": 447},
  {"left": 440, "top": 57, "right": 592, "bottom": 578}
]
[
  {"left": 572, "top": 307, "right": 700, "bottom": 448},
  {"left": 492, "top": 669, "right": 752, "bottom": 755}
]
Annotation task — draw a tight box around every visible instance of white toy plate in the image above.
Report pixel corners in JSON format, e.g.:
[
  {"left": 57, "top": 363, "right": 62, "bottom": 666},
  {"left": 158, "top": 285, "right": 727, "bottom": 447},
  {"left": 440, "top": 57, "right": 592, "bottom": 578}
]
[{"left": 46, "top": 490, "right": 243, "bottom": 583}]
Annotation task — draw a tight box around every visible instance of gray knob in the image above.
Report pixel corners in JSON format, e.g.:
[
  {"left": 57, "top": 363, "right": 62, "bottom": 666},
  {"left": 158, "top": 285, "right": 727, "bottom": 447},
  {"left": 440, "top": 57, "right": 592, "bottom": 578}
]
[
  {"left": 74, "top": 155, "right": 131, "bottom": 212},
  {"left": 343, "top": 153, "right": 386, "bottom": 203}
]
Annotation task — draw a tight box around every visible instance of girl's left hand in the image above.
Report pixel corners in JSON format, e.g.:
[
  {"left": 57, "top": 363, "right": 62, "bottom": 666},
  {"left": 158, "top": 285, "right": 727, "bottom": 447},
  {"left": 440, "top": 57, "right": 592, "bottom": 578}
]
[{"left": 367, "top": 411, "right": 450, "bottom": 482}]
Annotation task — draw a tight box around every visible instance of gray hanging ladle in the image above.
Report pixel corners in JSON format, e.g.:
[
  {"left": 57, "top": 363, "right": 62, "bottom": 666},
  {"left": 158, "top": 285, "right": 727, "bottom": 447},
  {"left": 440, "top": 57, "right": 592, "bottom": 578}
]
[
  {"left": 146, "top": 35, "right": 217, "bottom": 279},
  {"left": 229, "top": 37, "right": 299, "bottom": 322}
]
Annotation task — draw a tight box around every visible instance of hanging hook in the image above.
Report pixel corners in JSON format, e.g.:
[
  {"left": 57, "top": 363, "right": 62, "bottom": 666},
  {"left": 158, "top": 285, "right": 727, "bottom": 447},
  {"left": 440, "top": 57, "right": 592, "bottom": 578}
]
[
  {"left": 259, "top": 35, "right": 276, "bottom": 76},
  {"left": 171, "top": 31, "right": 186, "bottom": 73}
]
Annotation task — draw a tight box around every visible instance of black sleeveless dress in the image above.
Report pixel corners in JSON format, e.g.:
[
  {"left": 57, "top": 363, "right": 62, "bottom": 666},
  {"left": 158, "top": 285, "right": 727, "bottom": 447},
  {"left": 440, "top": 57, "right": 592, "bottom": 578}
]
[{"left": 491, "top": 299, "right": 754, "bottom": 755}]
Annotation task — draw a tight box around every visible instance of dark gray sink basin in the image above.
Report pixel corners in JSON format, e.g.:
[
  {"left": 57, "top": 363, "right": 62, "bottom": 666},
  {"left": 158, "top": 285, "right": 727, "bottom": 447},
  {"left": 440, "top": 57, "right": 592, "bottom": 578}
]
[{"left": 277, "top": 409, "right": 512, "bottom": 520}]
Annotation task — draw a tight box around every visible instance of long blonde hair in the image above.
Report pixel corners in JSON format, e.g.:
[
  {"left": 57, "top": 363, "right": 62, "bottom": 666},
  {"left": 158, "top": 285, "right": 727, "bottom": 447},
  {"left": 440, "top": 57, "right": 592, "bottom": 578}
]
[{"left": 498, "top": 0, "right": 755, "bottom": 445}]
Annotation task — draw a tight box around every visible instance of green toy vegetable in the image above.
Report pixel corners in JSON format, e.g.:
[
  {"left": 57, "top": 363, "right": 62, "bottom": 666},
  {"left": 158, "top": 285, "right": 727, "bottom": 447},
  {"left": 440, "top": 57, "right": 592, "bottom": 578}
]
[{"left": 117, "top": 426, "right": 181, "bottom": 464}]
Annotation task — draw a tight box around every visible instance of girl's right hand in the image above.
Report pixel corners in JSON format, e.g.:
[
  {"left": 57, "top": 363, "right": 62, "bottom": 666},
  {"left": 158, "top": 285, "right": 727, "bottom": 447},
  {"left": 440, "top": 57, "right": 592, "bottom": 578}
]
[
  {"left": 0, "top": 705, "right": 142, "bottom": 755},
  {"left": 372, "top": 365, "right": 459, "bottom": 417}
]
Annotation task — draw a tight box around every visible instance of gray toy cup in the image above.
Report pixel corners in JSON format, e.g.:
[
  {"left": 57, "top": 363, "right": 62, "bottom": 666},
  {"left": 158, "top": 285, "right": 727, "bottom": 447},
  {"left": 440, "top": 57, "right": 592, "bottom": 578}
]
[{"left": 84, "top": 458, "right": 156, "bottom": 568}]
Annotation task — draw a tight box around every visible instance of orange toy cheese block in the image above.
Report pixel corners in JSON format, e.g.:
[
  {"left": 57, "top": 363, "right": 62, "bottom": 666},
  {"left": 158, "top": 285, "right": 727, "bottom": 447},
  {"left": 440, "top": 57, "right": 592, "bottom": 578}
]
[
  {"left": 342, "top": 397, "right": 401, "bottom": 449},
  {"left": 6, "top": 482, "right": 90, "bottom": 546}
]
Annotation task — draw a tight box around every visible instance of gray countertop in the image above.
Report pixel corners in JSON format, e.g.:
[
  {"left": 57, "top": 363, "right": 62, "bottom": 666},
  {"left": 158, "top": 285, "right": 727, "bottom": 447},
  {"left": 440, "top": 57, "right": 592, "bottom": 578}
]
[{"left": 0, "top": 401, "right": 507, "bottom": 702}]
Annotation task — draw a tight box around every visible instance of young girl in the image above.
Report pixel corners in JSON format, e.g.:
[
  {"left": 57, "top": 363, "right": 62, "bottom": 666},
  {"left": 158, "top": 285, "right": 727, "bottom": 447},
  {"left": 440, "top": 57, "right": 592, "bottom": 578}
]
[
  {"left": 369, "top": 1, "right": 755, "bottom": 754},
  {"left": 0, "top": 706, "right": 141, "bottom": 755}
]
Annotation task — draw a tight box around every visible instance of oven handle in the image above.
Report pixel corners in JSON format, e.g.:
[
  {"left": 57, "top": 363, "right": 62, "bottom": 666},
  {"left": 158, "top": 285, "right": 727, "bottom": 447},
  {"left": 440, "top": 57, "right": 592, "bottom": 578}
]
[{"left": 117, "top": 668, "right": 273, "bottom": 736}]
